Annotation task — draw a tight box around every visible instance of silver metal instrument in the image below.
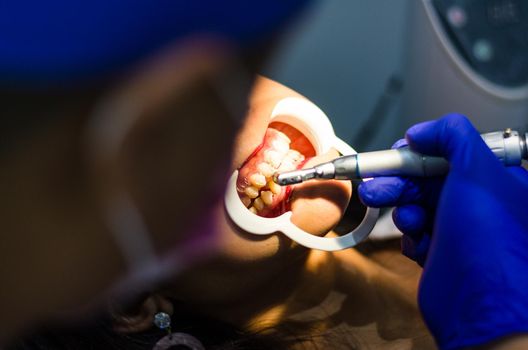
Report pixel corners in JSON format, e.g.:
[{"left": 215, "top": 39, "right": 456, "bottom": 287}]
[{"left": 273, "top": 129, "right": 528, "bottom": 186}]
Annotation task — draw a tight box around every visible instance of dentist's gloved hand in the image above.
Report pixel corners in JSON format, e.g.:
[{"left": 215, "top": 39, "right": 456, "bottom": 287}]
[{"left": 358, "top": 114, "right": 528, "bottom": 350}]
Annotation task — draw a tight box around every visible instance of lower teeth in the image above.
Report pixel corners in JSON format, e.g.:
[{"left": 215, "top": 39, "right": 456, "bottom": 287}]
[
  {"left": 253, "top": 197, "right": 265, "bottom": 211},
  {"left": 238, "top": 126, "right": 308, "bottom": 215},
  {"left": 261, "top": 191, "right": 273, "bottom": 206}
]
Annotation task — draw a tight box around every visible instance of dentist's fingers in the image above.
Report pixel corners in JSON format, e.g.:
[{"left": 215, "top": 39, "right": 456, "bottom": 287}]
[
  {"left": 392, "top": 204, "right": 427, "bottom": 239},
  {"left": 359, "top": 174, "right": 445, "bottom": 209},
  {"left": 507, "top": 166, "right": 528, "bottom": 186},
  {"left": 358, "top": 177, "right": 423, "bottom": 208},
  {"left": 405, "top": 114, "right": 499, "bottom": 175},
  {"left": 391, "top": 138, "right": 408, "bottom": 149},
  {"left": 401, "top": 233, "right": 430, "bottom": 267}
]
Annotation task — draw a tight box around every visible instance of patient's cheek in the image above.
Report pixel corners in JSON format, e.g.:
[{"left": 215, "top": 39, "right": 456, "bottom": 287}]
[{"left": 290, "top": 151, "right": 352, "bottom": 236}]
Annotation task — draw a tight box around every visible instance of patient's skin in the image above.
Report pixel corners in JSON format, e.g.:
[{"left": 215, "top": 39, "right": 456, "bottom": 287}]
[
  {"left": 114, "top": 77, "right": 436, "bottom": 349},
  {"left": 168, "top": 77, "right": 351, "bottom": 305}
]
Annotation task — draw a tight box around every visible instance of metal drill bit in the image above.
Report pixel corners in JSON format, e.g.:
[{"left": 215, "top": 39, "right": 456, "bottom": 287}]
[
  {"left": 273, "top": 162, "right": 337, "bottom": 186},
  {"left": 273, "top": 168, "right": 316, "bottom": 186}
]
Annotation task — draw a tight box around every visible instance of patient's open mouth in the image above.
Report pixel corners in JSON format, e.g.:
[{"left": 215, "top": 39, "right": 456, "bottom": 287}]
[{"left": 237, "top": 122, "right": 315, "bottom": 217}]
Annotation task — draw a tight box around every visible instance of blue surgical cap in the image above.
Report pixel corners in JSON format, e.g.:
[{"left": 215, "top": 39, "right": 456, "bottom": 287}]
[{"left": 0, "top": 0, "right": 309, "bottom": 86}]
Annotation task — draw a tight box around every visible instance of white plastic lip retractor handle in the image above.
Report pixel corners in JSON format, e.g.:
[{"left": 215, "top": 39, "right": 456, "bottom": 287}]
[{"left": 224, "top": 97, "right": 380, "bottom": 251}]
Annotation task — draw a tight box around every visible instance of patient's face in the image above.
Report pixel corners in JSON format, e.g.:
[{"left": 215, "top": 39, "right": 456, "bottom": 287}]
[
  {"left": 0, "top": 55, "right": 350, "bottom": 337},
  {"left": 163, "top": 78, "right": 351, "bottom": 309}
]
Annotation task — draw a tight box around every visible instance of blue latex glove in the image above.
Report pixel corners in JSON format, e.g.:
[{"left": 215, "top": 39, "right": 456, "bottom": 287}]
[{"left": 358, "top": 114, "right": 528, "bottom": 350}]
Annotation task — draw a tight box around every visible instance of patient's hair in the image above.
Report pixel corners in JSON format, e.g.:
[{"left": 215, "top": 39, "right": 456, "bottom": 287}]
[{"left": 6, "top": 300, "right": 344, "bottom": 350}]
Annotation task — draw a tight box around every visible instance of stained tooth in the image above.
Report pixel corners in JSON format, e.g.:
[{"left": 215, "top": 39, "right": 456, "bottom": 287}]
[
  {"left": 265, "top": 150, "right": 282, "bottom": 168},
  {"left": 249, "top": 206, "right": 258, "bottom": 214},
  {"left": 271, "top": 139, "right": 289, "bottom": 154},
  {"left": 268, "top": 180, "right": 282, "bottom": 194},
  {"left": 244, "top": 186, "right": 259, "bottom": 199},
  {"left": 253, "top": 197, "right": 265, "bottom": 211},
  {"left": 261, "top": 191, "right": 273, "bottom": 206},
  {"left": 249, "top": 173, "right": 267, "bottom": 188},
  {"left": 257, "top": 162, "right": 275, "bottom": 178},
  {"left": 241, "top": 196, "right": 252, "bottom": 207}
]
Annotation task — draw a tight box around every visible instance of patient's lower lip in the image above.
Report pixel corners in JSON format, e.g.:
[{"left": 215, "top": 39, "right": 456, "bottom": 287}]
[{"left": 236, "top": 123, "right": 313, "bottom": 217}]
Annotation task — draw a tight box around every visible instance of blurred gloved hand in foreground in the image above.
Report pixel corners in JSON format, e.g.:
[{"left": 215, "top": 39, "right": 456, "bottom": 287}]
[{"left": 358, "top": 114, "right": 528, "bottom": 350}]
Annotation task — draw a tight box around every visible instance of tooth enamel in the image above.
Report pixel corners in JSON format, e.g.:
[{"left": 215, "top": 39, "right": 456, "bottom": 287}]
[
  {"left": 278, "top": 160, "right": 296, "bottom": 172},
  {"left": 257, "top": 162, "right": 275, "bottom": 178},
  {"left": 237, "top": 127, "right": 306, "bottom": 214},
  {"left": 265, "top": 150, "right": 282, "bottom": 168},
  {"left": 241, "top": 196, "right": 252, "bottom": 207},
  {"left": 253, "top": 197, "right": 265, "bottom": 211},
  {"left": 277, "top": 149, "right": 305, "bottom": 172},
  {"left": 275, "top": 130, "right": 291, "bottom": 144},
  {"left": 268, "top": 180, "right": 282, "bottom": 194},
  {"left": 244, "top": 186, "right": 259, "bottom": 199},
  {"left": 285, "top": 149, "right": 304, "bottom": 162},
  {"left": 271, "top": 139, "right": 289, "bottom": 154},
  {"left": 249, "top": 173, "right": 267, "bottom": 188},
  {"left": 261, "top": 191, "right": 273, "bottom": 206}
]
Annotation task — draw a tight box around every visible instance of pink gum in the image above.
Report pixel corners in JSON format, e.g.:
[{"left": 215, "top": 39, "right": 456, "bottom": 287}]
[{"left": 236, "top": 128, "right": 308, "bottom": 217}]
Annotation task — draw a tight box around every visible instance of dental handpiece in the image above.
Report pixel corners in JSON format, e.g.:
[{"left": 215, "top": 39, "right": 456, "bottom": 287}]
[{"left": 274, "top": 129, "right": 528, "bottom": 186}]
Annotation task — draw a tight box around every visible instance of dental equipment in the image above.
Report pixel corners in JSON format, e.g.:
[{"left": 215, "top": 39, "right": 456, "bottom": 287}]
[
  {"left": 274, "top": 129, "right": 528, "bottom": 185},
  {"left": 224, "top": 97, "right": 379, "bottom": 251}
]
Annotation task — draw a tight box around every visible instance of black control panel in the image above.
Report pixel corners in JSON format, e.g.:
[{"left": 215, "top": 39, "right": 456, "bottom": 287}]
[{"left": 432, "top": 0, "right": 528, "bottom": 87}]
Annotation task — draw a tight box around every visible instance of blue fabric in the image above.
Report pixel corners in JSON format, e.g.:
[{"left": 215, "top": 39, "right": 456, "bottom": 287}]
[
  {"left": 0, "top": 0, "right": 308, "bottom": 85},
  {"left": 359, "top": 114, "right": 528, "bottom": 349}
]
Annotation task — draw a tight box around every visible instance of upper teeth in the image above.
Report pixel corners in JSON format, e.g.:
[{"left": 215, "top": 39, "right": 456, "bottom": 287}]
[
  {"left": 265, "top": 150, "right": 283, "bottom": 168},
  {"left": 257, "top": 163, "right": 275, "bottom": 178},
  {"left": 239, "top": 128, "right": 306, "bottom": 215},
  {"left": 286, "top": 149, "right": 303, "bottom": 162},
  {"left": 271, "top": 139, "right": 290, "bottom": 154},
  {"left": 275, "top": 130, "right": 291, "bottom": 144}
]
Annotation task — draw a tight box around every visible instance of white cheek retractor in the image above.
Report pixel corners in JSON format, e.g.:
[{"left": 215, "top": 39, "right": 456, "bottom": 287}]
[{"left": 224, "top": 97, "right": 380, "bottom": 251}]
